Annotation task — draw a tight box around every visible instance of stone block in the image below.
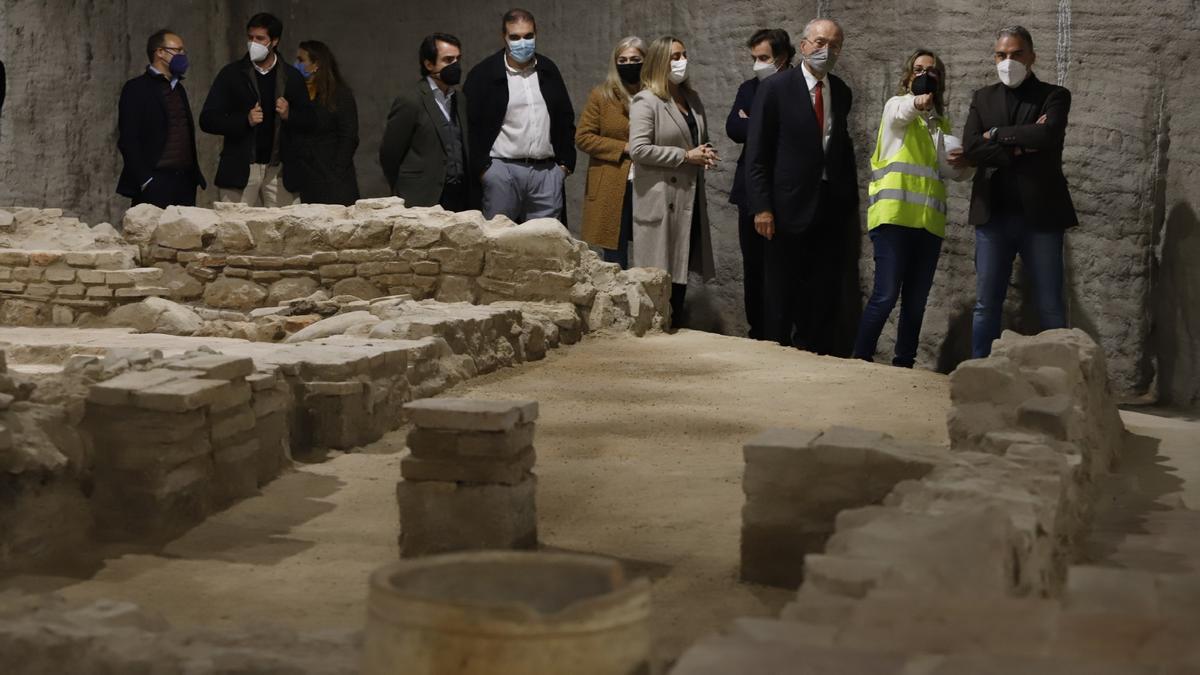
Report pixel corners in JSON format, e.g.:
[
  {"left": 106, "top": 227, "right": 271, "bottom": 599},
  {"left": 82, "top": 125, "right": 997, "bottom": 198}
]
[
  {"left": 318, "top": 263, "right": 357, "bottom": 279},
  {"left": 404, "top": 398, "right": 538, "bottom": 432},
  {"left": 93, "top": 250, "right": 136, "bottom": 269},
  {"left": 29, "top": 251, "right": 63, "bottom": 266},
  {"left": 407, "top": 422, "right": 535, "bottom": 459},
  {"left": 0, "top": 250, "right": 30, "bottom": 266},
  {"left": 155, "top": 205, "right": 219, "bottom": 249},
  {"left": 203, "top": 277, "right": 268, "bottom": 310},
  {"left": 76, "top": 267, "right": 105, "bottom": 283},
  {"left": 132, "top": 378, "right": 232, "bottom": 413},
  {"left": 86, "top": 405, "right": 209, "bottom": 445},
  {"left": 92, "top": 455, "right": 214, "bottom": 541},
  {"left": 86, "top": 369, "right": 201, "bottom": 406},
  {"left": 1017, "top": 394, "right": 1074, "bottom": 440},
  {"left": 251, "top": 388, "right": 290, "bottom": 416},
  {"left": 330, "top": 277, "right": 383, "bottom": 300},
  {"left": 25, "top": 283, "right": 55, "bottom": 297},
  {"left": 212, "top": 438, "right": 260, "bottom": 506},
  {"left": 397, "top": 474, "right": 537, "bottom": 557},
  {"left": 54, "top": 284, "right": 85, "bottom": 298},
  {"left": 255, "top": 411, "right": 292, "bottom": 486},
  {"left": 801, "top": 554, "right": 891, "bottom": 599},
  {"left": 64, "top": 251, "right": 98, "bottom": 267},
  {"left": 98, "top": 434, "right": 212, "bottom": 473},
  {"left": 164, "top": 354, "right": 255, "bottom": 381},
  {"left": 44, "top": 267, "right": 75, "bottom": 283},
  {"left": 400, "top": 446, "right": 536, "bottom": 485},
  {"left": 0, "top": 281, "right": 25, "bottom": 293},
  {"left": 114, "top": 286, "right": 170, "bottom": 298},
  {"left": 211, "top": 407, "right": 257, "bottom": 441}
]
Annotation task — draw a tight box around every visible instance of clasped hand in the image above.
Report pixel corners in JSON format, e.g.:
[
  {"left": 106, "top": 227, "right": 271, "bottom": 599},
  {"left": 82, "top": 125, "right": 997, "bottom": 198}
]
[{"left": 685, "top": 144, "right": 719, "bottom": 169}]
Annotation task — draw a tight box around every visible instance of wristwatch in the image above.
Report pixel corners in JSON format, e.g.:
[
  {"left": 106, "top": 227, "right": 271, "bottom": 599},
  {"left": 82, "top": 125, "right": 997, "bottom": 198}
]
[{"left": 988, "top": 126, "right": 998, "bottom": 140}]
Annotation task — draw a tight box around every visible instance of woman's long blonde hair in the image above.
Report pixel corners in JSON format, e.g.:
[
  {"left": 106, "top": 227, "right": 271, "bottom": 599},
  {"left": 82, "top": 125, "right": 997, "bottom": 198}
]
[
  {"left": 642, "top": 36, "right": 690, "bottom": 100},
  {"left": 600, "top": 36, "right": 646, "bottom": 107}
]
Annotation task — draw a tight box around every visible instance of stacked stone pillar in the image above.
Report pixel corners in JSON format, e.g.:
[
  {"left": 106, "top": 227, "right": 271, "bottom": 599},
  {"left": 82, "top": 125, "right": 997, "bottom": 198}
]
[{"left": 397, "top": 398, "right": 539, "bottom": 557}]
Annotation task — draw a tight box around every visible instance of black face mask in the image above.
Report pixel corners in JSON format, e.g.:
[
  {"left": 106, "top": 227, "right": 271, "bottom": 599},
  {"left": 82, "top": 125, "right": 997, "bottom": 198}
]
[
  {"left": 911, "top": 72, "right": 938, "bottom": 96},
  {"left": 436, "top": 61, "right": 462, "bottom": 86},
  {"left": 617, "top": 62, "right": 643, "bottom": 85}
]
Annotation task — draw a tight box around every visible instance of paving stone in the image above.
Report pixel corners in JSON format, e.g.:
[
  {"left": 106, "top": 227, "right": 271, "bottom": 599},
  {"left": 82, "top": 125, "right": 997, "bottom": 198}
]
[{"left": 404, "top": 398, "right": 538, "bottom": 432}]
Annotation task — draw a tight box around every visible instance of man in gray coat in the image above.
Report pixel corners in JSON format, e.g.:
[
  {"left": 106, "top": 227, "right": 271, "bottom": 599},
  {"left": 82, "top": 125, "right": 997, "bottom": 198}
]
[{"left": 380, "top": 33, "right": 473, "bottom": 211}]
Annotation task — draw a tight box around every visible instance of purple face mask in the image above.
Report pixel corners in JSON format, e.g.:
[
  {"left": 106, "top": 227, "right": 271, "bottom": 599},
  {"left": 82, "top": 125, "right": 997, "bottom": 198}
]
[{"left": 169, "top": 53, "right": 189, "bottom": 78}]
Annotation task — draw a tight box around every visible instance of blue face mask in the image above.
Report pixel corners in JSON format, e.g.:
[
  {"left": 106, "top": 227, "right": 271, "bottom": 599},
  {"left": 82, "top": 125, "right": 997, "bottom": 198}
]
[
  {"left": 294, "top": 60, "right": 312, "bottom": 79},
  {"left": 508, "top": 38, "right": 536, "bottom": 64}
]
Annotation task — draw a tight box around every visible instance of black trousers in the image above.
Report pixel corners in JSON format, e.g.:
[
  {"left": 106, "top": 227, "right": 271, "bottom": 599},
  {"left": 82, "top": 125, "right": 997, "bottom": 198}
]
[
  {"left": 763, "top": 185, "right": 841, "bottom": 353},
  {"left": 439, "top": 179, "right": 468, "bottom": 213},
  {"left": 736, "top": 203, "right": 766, "bottom": 340},
  {"left": 132, "top": 168, "right": 197, "bottom": 209}
]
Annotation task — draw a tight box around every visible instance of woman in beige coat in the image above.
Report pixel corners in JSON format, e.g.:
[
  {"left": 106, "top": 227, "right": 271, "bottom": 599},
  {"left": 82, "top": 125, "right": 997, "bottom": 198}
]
[
  {"left": 576, "top": 36, "right": 646, "bottom": 269},
  {"left": 629, "top": 36, "right": 718, "bottom": 323}
]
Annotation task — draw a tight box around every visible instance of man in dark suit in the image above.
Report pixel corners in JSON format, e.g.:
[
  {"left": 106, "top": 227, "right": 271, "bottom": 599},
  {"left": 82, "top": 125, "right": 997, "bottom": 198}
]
[
  {"left": 727, "top": 28, "right": 794, "bottom": 341},
  {"left": 117, "top": 29, "right": 206, "bottom": 208},
  {"left": 199, "top": 12, "right": 315, "bottom": 207},
  {"left": 380, "top": 33, "right": 473, "bottom": 211},
  {"left": 957, "top": 25, "right": 1078, "bottom": 358},
  {"left": 463, "top": 7, "right": 575, "bottom": 223},
  {"left": 746, "top": 18, "right": 858, "bottom": 353}
]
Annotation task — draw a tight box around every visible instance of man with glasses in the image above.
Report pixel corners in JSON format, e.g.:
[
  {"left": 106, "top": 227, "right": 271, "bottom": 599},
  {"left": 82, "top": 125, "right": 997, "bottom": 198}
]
[
  {"left": 746, "top": 18, "right": 859, "bottom": 354},
  {"left": 117, "top": 29, "right": 207, "bottom": 208}
]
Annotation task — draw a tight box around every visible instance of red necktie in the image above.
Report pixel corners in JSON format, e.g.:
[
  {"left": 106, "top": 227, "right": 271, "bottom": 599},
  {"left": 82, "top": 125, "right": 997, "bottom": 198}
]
[{"left": 813, "top": 81, "right": 825, "bottom": 141}]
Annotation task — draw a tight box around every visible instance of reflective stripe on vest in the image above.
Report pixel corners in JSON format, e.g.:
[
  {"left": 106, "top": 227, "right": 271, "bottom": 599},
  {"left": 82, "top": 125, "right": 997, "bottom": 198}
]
[
  {"left": 867, "top": 188, "right": 947, "bottom": 214},
  {"left": 867, "top": 110, "right": 951, "bottom": 238}
]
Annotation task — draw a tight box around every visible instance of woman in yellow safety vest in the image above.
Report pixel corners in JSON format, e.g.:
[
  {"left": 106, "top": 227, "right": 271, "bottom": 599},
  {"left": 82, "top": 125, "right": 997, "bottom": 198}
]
[{"left": 851, "top": 49, "right": 972, "bottom": 368}]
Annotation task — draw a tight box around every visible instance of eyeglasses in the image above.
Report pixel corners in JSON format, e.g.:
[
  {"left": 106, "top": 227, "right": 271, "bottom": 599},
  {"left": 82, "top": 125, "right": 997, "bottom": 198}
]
[
  {"left": 912, "top": 65, "right": 938, "bottom": 75},
  {"left": 804, "top": 37, "right": 842, "bottom": 53},
  {"left": 161, "top": 47, "right": 187, "bottom": 56}
]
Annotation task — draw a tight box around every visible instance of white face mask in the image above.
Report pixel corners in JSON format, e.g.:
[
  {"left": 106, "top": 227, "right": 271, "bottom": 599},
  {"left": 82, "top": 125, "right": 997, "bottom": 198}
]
[
  {"left": 753, "top": 60, "right": 779, "bottom": 81},
  {"left": 996, "top": 58, "right": 1027, "bottom": 88},
  {"left": 248, "top": 41, "right": 270, "bottom": 64},
  {"left": 669, "top": 58, "right": 689, "bottom": 84}
]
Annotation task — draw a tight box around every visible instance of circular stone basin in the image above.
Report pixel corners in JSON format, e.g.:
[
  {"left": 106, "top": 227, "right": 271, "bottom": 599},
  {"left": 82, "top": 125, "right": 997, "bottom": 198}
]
[{"left": 363, "top": 551, "right": 653, "bottom": 675}]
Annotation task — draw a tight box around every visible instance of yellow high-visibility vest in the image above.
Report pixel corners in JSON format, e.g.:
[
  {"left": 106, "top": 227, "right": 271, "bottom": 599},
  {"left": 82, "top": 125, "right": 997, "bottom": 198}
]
[{"left": 867, "top": 112, "right": 951, "bottom": 238}]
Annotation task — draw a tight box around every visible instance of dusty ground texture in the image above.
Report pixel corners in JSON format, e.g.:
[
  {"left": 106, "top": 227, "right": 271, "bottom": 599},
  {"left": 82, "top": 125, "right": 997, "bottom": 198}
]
[{"left": 1, "top": 330, "right": 950, "bottom": 662}]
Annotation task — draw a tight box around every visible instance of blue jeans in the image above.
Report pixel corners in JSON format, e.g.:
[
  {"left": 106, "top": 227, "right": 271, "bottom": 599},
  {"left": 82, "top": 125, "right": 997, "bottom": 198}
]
[
  {"left": 852, "top": 224, "right": 942, "bottom": 368},
  {"left": 972, "top": 213, "right": 1066, "bottom": 358}
]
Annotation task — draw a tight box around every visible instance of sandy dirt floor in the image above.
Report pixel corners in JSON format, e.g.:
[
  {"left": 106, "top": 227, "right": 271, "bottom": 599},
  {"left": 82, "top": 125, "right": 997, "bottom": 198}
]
[{"left": 3, "top": 329, "right": 952, "bottom": 662}]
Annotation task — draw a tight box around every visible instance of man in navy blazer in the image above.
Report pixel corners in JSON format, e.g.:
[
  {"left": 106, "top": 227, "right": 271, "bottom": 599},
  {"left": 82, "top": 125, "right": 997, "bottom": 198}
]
[
  {"left": 745, "top": 18, "right": 858, "bottom": 353},
  {"left": 727, "top": 28, "right": 795, "bottom": 340},
  {"left": 117, "top": 29, "right": 206, "bottom": 208}
]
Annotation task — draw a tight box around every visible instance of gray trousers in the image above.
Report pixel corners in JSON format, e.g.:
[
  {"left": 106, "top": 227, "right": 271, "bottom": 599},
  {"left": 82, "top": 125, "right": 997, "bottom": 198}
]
[{"left": 481, "top": 158, "right": 564, "bottom": 223}]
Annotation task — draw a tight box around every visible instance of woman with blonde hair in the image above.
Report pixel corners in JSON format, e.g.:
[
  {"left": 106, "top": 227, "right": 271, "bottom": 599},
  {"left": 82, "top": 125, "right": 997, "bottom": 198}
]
[
  {"left": 852, "top": 48, "right": 972, "bottom": 367},
  {"left": 629, "top": 36, "right": 718, "bottom": 324},
  {"left": 576, "top": 36, "right": 646, "bottom": 268}
]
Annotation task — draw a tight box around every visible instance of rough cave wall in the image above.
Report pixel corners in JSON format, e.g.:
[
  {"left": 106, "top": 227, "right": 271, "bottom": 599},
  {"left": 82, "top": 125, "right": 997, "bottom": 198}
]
[
  {"left": 0, "top": 0, "right": 234, "bottom": 227},
  {"left": 1, "top": 0, "right": 1197, "bottom": 404}
]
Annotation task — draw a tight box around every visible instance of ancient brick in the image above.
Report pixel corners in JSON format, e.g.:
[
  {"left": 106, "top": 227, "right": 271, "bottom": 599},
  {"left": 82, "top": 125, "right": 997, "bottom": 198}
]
[
  {"left": 132, "top": 378, "right": 232, "bottom": 413},
  {"left": 404, "top": 398, "right": 538, "bottom": 431},
  {"left": 397, "top": 474, "right": 537, "bottom": 557}
]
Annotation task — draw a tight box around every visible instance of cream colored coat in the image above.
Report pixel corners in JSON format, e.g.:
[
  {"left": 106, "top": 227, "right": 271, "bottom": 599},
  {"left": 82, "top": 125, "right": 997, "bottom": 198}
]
[{"left": 628, "top": 88, "right": 715, "bottom": 283}]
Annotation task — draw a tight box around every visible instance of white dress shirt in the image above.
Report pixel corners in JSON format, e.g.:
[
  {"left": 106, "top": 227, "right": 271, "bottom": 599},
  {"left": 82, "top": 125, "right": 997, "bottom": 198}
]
[
  {"left": 800, "top": 62, "right": 832, "bottom": 152},
  {"left": 426, "top": 76, "right": 454, "bottom": 123},
  {"left": 490, "top": 57, "right": 554, "bottom": 160}
]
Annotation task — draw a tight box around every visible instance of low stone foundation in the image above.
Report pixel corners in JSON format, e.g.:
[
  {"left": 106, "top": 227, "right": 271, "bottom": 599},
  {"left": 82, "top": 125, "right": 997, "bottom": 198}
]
[{"left": 679, "top": 329, "right": 1200, "bottom": 673}]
